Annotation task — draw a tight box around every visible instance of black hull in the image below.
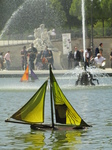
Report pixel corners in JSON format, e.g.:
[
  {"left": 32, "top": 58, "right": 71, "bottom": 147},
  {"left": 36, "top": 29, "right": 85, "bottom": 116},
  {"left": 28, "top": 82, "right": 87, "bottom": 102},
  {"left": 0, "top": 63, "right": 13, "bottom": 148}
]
[{"left": 30, "top": 124, "right": 85, "bottom": 131}]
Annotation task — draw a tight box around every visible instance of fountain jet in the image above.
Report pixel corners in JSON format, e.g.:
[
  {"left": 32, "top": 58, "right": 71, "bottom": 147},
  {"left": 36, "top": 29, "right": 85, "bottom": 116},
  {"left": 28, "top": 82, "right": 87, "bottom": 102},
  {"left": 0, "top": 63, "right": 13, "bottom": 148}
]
[{"left": 75, "top": 0, "right": 99, "bottom": 86}]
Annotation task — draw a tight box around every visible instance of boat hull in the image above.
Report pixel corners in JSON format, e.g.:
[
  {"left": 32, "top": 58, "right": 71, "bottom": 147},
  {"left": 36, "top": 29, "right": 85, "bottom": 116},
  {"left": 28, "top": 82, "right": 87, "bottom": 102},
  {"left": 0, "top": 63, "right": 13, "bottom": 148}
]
[{"left": 30, "top": 124, "right": 85, "bottom": 131}]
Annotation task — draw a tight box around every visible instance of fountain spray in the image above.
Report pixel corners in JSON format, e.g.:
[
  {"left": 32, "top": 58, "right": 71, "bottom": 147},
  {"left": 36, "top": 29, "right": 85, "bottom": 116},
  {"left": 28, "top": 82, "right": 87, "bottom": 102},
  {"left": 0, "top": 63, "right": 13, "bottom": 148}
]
[{"left": 81, "top": 0, "right": 87, "bottom": 71}]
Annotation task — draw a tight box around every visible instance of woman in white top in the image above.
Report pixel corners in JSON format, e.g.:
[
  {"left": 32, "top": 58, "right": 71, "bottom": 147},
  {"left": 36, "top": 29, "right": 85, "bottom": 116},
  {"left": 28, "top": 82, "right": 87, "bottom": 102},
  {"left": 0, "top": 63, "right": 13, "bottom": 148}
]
[{"left": 4, "top": 51, "right": 11, "bottom": 70}]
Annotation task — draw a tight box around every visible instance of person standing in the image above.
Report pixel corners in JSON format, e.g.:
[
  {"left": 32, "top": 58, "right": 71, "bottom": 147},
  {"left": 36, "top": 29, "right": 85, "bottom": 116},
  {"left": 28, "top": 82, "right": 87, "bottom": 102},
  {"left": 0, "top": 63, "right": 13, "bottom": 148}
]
[
  {"left": 21, "top": 46, "right": 27, "bottom": 70},
  {"left": 95, "top": 46, "right": 99, "bottom": 57},
  {"left": 74, "top": 47, "right": 81, "bottom": 67},
  {"left": 110, "top": 49, "right": 112, "bottom": 69},
  {"left": 95, "top": 43, "right": 103, "bottom": 57},
  {"left": 47, "top": 50, "right": 55, "bottom": 69},
  {"left": 4, "top": 51, "right": 11, "bottom": 70},
  {"left": 80, "top": 49, "right": 84, "bottom": 66},
  {"left": 0, "top": 52, "right": 4, "bottom": 70},
  {"left": 27, "top": 43, "right": 37, "bottom": 70},
  {"left": 67, "top": 50, "right": 74, "bottom": 69},
  {"left": 42, "top": 46, "right": 49, "bottom": 69},
  {"left": 99, "top": 43, "right": 103, "bottom": 56},
  {"left": 35, "top": 51, "right": 43, "bottom": 70},
  {"left": 84, "top": 48, "right": 92, "bottom": 70},
  {"left": 43, "top": 46, "right": 49, "bottom": 58}
]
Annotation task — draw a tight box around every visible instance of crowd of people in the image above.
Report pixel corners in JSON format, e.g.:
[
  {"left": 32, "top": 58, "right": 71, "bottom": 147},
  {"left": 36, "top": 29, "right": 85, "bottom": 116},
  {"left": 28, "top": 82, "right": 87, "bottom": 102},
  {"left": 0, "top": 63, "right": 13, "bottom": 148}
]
[
  {"left": 67, "top": 42, "right": 110, "bottom": 70},
  {"left": 20, "top": 44, "right": 55, "bottom": 70},
  {"left": 0, "top": 43, "right": 55, "bottom": 71},
  {"left": 0, "top": 42, "right": 112, "bottom": 71}
]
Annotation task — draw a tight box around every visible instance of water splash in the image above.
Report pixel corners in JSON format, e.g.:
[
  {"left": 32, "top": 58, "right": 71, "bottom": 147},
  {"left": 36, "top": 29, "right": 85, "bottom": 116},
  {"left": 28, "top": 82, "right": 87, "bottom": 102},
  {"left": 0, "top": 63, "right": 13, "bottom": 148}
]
[
  {"left": 0, "top": 3, "right": 24, "bottom": 39},
  {"left": 81, "top": 0, "right": 86, "bottom": 62},
  {"left": 0, "top": 0, "right": 64, "bottom": 39},
  {"left": 62, "top": 66, "right": 112, "bottom": 87}
]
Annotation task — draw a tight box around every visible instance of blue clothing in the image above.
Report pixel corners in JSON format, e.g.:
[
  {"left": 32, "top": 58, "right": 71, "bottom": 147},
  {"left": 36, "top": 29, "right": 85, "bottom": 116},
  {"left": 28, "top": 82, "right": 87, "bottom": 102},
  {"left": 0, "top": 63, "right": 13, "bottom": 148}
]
[
  {"left": 43, "top": 50, "right": 49, "bottom": 57},
  {"left": 95, "top": 47, "right": 99, "bottom": 57}
]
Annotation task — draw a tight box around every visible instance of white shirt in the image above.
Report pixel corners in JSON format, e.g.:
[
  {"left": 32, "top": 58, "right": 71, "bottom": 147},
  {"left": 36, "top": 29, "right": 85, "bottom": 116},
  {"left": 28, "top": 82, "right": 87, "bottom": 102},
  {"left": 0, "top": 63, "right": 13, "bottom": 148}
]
[
  {"left": 85, "top": 49, "right": 89, "bottom": 58},
  {"left": 74, "top": 51, "right": 77, "bottom": 59},
  {"left": 94, "top": 56, "right": 106, "bottom": 65}
]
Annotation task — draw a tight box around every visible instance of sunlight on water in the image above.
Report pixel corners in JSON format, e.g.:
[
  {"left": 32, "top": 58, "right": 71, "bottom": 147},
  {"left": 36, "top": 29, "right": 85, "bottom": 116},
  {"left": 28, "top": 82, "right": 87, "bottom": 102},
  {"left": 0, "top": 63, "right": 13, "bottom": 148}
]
[
  {"left": 0, "top": 0, "right": 112, "bottom": 149},
  {"left": 0, "top": 84, "right": 112, "bottom": 149},
  {"left": 0, "top": 73, "right": 112, "bottom": 91}
]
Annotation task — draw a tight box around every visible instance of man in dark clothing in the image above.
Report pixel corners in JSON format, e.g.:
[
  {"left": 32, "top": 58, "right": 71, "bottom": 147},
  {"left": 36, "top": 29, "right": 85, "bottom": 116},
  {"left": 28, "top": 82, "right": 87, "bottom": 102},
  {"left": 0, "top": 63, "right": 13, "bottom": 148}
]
[
  {"left": 74, "top": 47, "right": 81, "bottom": 67},
  {"left": 67, "top": 50, "right": 74, "bottom": 69},
  {"left": 95, "top": 47, "right": 99, "bottom": 57},
  {"left": 42, "top": 46, "right": 49, "bottom": 69},
  {"left": 84, "top": 48, "right": 92, "bottom": 70},
  {"left": 43, "top": 46, "right": 49, "bottom": 58},
  {"left": 95, "top": 43, "right": 103, "bottom": 57},
  {"left": 28, "top": 43, "right": 37, "bottom": 70},
  {"left": 0, "top": 52, "right": 4, "bottom": 70},
  {"left": 21, "top": 46, "right": 27, "bottom": 70}
]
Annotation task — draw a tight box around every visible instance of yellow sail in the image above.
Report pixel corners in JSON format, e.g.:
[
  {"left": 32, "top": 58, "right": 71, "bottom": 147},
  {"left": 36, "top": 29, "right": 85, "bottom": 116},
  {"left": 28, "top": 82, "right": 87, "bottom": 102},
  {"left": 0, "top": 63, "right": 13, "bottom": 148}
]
[
  {"left": 50, "top": 68, "right": 89, "bottom": 127},
  {"left": 11, "top": 80, "right": 48, "bottom": 123}
]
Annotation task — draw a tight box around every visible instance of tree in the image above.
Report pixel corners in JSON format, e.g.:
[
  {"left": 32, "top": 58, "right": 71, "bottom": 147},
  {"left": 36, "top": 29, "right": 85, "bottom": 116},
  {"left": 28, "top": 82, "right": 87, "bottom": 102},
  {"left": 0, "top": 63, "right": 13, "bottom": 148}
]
[
  {"left": 49, "top": 0, "right": 67, "bottom": 24},
  {"left": 70, "top": 0, "right": 111, "bottom": 36},
  {"left": 0, "top": 0, "right": 67, "bottom": 39},
  {"left": 0, "top": 0, "right": 25, "bottom": 32},
  {"left": 99, "top": 0, "right": 110, "bottom": 36}
]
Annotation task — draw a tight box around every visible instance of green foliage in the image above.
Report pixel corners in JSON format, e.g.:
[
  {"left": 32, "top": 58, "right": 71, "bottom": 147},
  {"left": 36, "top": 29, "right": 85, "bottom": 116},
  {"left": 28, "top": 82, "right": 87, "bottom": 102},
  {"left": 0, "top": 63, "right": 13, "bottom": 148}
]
[
  {"left": 69, "top": 0, "right": 81, "bottom": 19},
  {"left": 0, "top": 0, "right": 25, "bottom": 31},
  {"left": 50, "top": 0, "right": 81, "bottom": 28},
  {"left": 0, "top": 0, "right": 66, "bottom": 38},
  {"left": 49, "top": 0, "right": 67, "bottom": 25}
]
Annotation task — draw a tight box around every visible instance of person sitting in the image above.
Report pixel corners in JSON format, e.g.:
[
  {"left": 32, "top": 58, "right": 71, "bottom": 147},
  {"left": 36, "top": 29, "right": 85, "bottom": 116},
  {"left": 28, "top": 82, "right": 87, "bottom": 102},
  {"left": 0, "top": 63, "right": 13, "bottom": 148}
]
[{"left": 94, "top": 53, "right": 106, "bottom": 69}]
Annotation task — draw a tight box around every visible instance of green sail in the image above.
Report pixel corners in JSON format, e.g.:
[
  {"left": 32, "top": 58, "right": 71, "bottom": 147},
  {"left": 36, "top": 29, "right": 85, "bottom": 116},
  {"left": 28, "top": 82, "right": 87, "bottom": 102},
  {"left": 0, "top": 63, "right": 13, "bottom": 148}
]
[
  {"left": 11, "top": 80, "right": 48, "bottom": 123},
  {"left": 50, "top": 67, "right": 89, "bottom": 127}
]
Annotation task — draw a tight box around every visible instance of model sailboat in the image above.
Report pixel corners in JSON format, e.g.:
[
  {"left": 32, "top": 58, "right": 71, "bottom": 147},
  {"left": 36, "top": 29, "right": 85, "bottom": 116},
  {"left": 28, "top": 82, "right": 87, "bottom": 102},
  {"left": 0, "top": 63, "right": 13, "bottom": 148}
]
[
  {"left": 5, "top": 64, "right": 91, "bottom": 130},
  {"left": 20, "top": 65, "right": 38, "bottom": 82}
]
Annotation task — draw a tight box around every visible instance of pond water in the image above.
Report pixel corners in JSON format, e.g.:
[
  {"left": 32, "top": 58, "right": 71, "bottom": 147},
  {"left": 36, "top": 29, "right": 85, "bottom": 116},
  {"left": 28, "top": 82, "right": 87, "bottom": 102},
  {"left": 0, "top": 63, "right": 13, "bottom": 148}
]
[{"left": 0, "top": 76, "right": 112, "bottom": 150}]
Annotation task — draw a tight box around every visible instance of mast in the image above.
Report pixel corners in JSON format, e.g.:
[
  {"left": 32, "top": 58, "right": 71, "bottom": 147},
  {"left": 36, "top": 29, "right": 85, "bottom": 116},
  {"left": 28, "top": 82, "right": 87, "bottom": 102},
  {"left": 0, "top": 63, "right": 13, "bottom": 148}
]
[{"left": 49, "top": 64, "right": 54, "bottom": 128}]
